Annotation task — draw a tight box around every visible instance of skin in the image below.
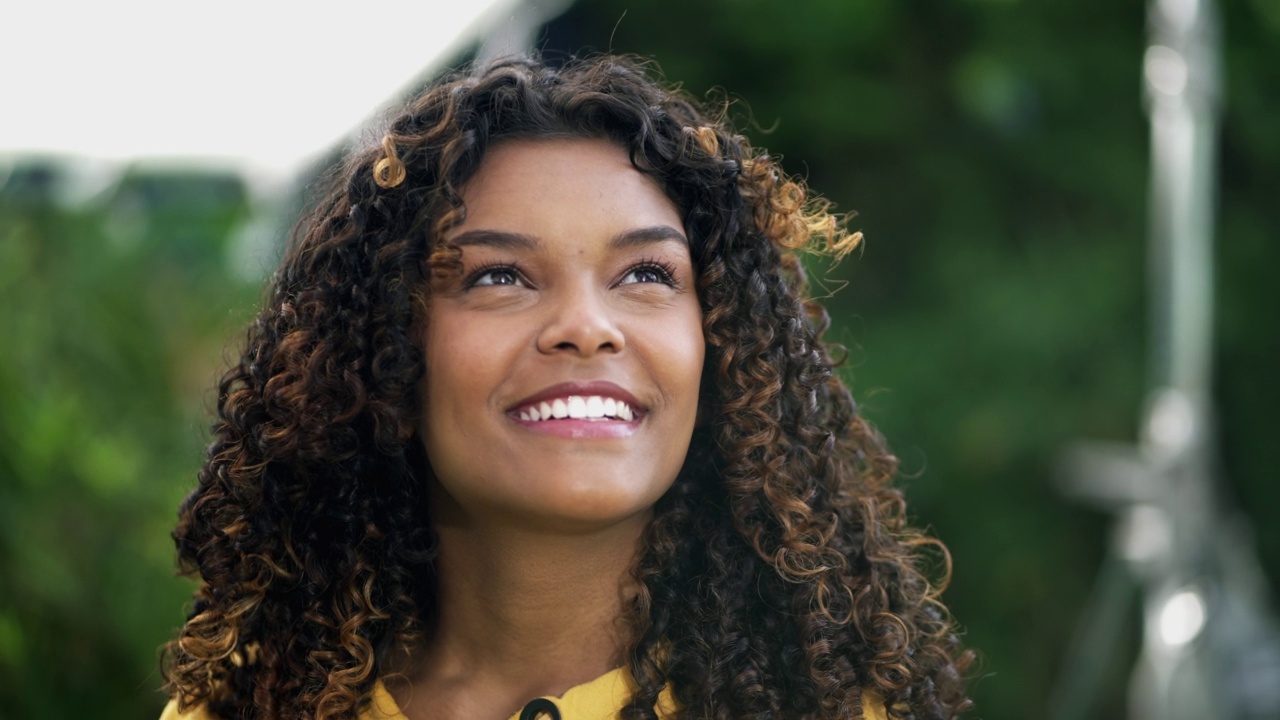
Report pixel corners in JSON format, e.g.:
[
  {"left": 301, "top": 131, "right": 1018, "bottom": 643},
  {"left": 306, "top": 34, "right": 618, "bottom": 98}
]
[{"left": 389, "top": 139, "right": 704, "bottom": 719}]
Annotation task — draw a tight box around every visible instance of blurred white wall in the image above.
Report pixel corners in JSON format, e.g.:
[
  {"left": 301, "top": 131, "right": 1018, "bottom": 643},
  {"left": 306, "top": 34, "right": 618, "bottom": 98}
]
[{"left": 0, "top": 0, "right": 553, "bottom": 192}]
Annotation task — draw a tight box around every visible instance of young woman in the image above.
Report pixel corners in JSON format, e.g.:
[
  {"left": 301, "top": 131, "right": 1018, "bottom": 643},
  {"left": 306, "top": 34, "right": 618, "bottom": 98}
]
[{"left": 160, "top": 54, "right": 973, "bottom": 720}]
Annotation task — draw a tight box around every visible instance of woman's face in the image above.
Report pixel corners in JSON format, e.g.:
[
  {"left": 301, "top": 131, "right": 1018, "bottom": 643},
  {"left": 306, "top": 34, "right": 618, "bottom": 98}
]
[{"left": 419, "top": 138, "right": 704, "bottom": 532}]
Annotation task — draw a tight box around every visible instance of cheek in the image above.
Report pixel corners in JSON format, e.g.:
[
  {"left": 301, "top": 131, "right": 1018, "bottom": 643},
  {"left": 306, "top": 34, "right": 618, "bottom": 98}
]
[
  {"left": 420, "top": 312, "right": 489, "bottom": 425},
  {"left": 653, "top": 309, "right": 706, "bottom": 417},
  {"left": 418, "top": 312, "right": 503, "bottom": 490}
]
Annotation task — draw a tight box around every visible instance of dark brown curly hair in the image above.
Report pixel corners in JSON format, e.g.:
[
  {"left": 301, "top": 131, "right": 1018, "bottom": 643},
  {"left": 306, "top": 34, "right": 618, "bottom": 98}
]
[{"left": 162, "top": 54, "right": 973, "bottom": 720}]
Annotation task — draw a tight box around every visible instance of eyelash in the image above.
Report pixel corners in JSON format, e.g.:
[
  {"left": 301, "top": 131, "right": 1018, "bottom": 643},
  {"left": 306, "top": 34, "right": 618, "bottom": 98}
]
[
  {"left": 463, "top": 261, "right": 526, "bottom": 288},
  {"left": 462, "top": 258, "right": 681, "bottom": 289},
  {"left": 623, "top": 258, "right": 679, "bottom": 287}
]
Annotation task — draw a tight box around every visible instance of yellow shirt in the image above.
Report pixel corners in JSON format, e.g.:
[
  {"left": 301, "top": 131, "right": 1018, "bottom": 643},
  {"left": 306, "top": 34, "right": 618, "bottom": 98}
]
[{"left": 160, "top": 666, "right": 887, "bottom": 720}]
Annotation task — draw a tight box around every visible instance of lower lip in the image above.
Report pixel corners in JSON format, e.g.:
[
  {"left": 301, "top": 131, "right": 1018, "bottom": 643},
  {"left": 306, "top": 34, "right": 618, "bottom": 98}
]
[{"left": 511, "top": 416, "right": 641, "bottom": 439}]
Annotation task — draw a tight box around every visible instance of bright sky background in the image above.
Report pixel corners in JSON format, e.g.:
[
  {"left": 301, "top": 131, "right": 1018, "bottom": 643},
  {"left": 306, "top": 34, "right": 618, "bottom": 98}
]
[{"left": 0, "top": 0, "right": 525, "bottom": 185}]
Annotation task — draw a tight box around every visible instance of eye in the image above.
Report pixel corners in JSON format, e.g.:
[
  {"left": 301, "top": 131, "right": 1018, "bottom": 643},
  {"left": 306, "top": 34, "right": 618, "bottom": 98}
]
[
  {"left": 467, "top": 265, "right": 526, "bottom": 288},
  {"left": 619, "top": 261, "right": 677, "bottom": 286}
]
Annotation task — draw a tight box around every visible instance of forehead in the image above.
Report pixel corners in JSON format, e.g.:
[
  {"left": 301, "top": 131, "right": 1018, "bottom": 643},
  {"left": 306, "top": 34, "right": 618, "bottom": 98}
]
[{"left": 451, "top": 138, "right": 683, "bottom": 243}]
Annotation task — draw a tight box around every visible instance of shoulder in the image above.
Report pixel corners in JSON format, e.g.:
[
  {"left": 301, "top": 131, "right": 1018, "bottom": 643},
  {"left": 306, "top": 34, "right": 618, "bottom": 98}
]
[
  {"left": 861, "top": 690, "right": 890, "bottom": 720},
  {"left": 159, "top": 698, "right": 214, "bottom": 720},
  {"left": 158, "top": 694, "right": 402, "bottom": 720},
  {"left": 160, "top": 684, "right": 888, "bottom": 720}
]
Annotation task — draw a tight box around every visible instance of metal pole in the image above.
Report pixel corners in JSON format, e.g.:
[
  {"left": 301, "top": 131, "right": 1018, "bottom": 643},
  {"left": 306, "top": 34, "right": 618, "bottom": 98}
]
[
  {"left": 1128, "top": 0, "right": 1222, "bottom": 715},
  {"left": 1053, "top": 0, "right": 1280, "bottom": 717}
]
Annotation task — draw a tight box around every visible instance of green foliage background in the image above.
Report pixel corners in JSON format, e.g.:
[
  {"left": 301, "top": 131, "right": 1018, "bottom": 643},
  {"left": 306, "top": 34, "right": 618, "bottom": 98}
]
[{"left": 0, "top": 1, "right": 1276, "bottom": 717}]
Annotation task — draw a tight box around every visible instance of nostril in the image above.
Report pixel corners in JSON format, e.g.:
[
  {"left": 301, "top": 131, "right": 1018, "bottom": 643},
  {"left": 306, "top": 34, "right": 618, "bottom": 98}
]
[
  {"left": 536, "top": 309, "right": 626, "bottom": 355},
  {"left": 548, "top": 338, "right": 620, "bottom": 355}
]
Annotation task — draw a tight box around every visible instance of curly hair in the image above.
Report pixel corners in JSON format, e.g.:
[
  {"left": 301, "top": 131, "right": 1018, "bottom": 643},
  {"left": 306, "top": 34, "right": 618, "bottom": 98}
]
[{"left": 162, "top": 54, "right": 973, "bottom": 720}]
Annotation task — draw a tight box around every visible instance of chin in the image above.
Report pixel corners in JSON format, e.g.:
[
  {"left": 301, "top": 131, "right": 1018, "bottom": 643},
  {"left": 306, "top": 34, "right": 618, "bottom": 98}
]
[
  {"left": 520, "top": 484, "right": 662, "bottom": 529},
  {"left": 427, "top": 452, "right": 678, "bottom": 533}
]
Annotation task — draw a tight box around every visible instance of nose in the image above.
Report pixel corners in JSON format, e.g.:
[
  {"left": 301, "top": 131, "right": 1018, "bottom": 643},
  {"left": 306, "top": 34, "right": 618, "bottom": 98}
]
[{"left": 535, "top": 286, "right": 625, "bottom": 357}]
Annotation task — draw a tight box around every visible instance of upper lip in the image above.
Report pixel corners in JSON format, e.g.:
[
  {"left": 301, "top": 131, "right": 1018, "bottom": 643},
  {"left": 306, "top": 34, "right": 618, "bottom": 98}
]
[{"left": 509, "top": 381, "right": 646, "bottom": 414}]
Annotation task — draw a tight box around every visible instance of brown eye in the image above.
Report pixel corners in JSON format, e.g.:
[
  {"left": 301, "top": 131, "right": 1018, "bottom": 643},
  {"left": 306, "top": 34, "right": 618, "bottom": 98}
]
[
  {"left": 468, "top": 266, "right": 525, "bottom": 288},
  {"left": 619, "top": 262, "right": 676, "bottom": 286}
]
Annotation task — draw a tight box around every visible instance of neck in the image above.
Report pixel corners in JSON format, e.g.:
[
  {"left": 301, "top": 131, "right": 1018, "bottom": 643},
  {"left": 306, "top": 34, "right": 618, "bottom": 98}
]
[
  {"left": 392, "top": 488, "right": 649, "bottom": 713},
  {"left": 430, "top": 520, "right": 644, "bottom": 680}
]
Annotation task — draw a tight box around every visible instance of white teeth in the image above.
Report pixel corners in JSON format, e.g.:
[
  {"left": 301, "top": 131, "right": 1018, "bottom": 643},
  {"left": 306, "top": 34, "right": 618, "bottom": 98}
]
[
  {"left": 586, "top": 396, "right": 605, "bottom": 418},
  {"left": 519, "top": 395, "right": 638, "bottom": 422}
]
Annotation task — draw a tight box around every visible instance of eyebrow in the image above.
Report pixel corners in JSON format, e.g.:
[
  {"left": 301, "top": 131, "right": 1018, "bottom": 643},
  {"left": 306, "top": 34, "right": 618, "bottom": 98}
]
[
  {"left": 449, "top": 225, "right": 688, "bottom": 251},
  {"left": 449, "top": 229, "right": 539, "bottom": 250},
  {"left": 609, "top": 225, "right": 688, "bottom": 249}
]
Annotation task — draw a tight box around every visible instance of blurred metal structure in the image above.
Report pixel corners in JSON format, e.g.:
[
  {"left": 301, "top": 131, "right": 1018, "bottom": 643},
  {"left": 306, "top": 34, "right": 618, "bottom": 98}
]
[{"left": 1051, "top": 0, "right": 1280, "bottom": 718}]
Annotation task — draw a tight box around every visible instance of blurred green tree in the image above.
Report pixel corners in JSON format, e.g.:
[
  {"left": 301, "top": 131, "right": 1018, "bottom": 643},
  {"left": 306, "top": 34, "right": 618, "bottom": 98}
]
[{"left": 0, "top": 161, "right": 257, "bottom": 718}]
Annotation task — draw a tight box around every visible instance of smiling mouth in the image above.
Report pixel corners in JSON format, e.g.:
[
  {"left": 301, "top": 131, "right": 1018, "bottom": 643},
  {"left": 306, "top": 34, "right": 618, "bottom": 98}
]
[{"left": 516, "top": 395, "right": 637, "bottom": 422}]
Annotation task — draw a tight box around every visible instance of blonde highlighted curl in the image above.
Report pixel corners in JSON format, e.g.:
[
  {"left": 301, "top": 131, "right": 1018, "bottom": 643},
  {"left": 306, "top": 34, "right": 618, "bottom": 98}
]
[
  {"left": 372, "top": 135, "right": 407, "bottom": 189},
  {"left": 162, "top": 54, "right": 972, "bottom": 719}
]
